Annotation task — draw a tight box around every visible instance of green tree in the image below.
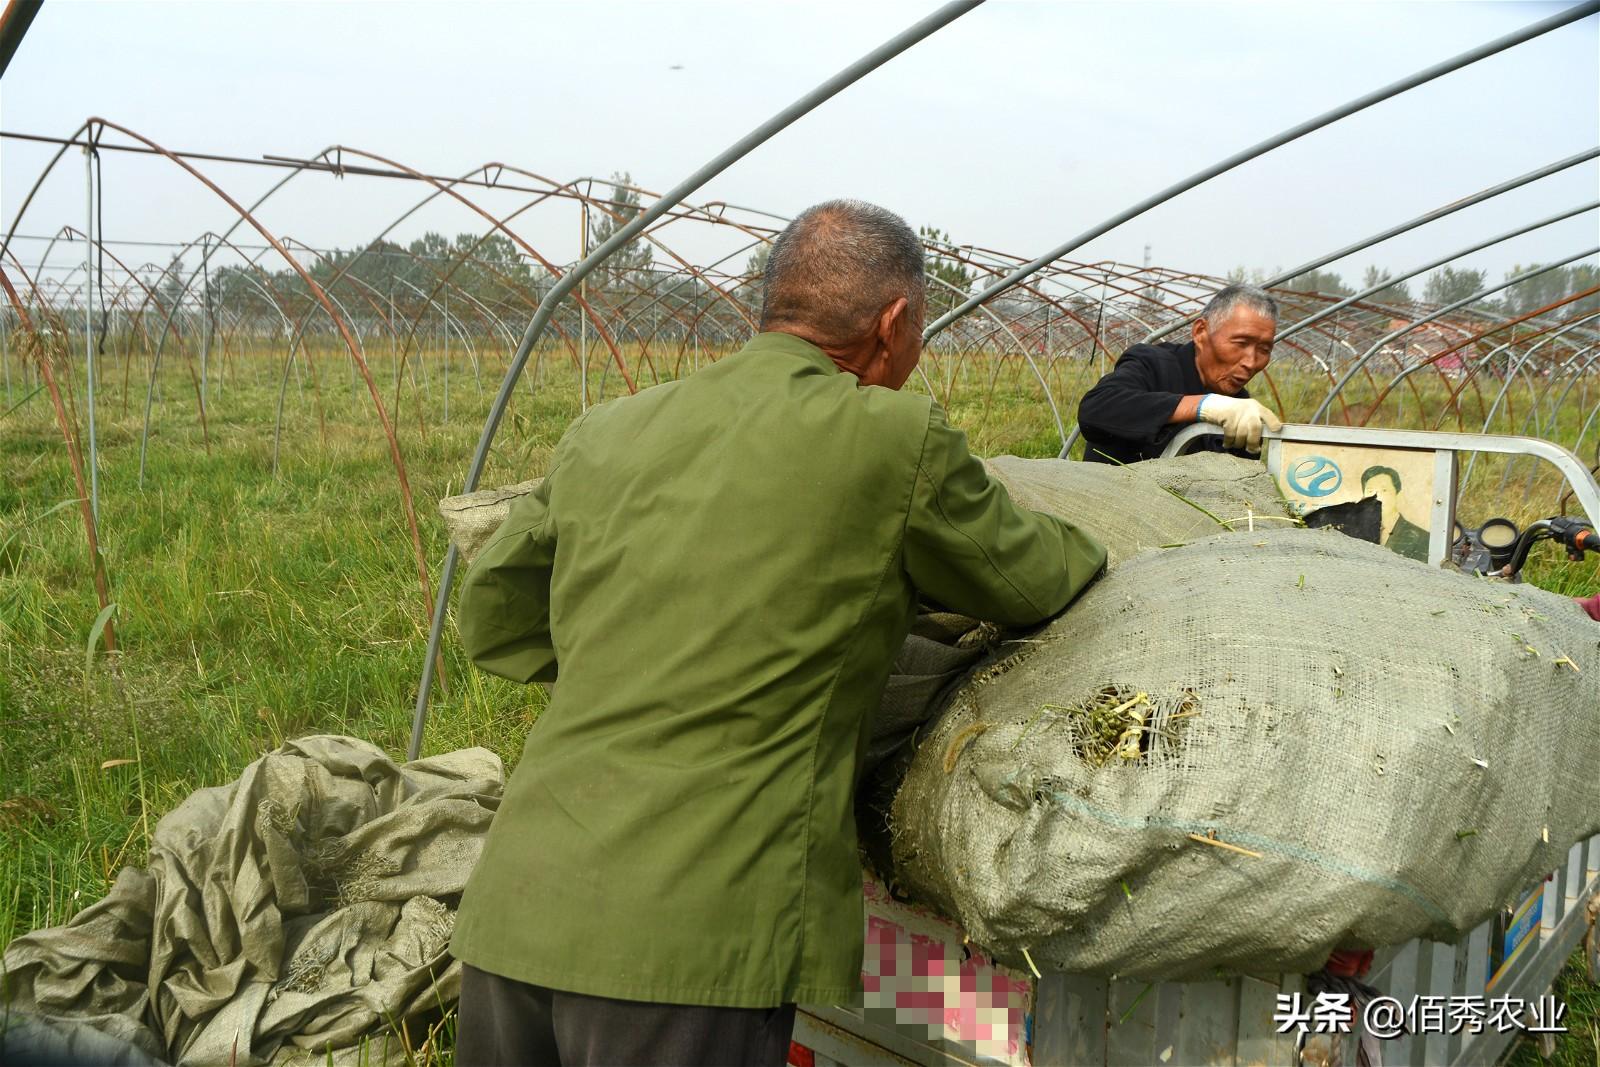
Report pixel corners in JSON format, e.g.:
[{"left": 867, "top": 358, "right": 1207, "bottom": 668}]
[
  {"left": 1423, "top": 266, "right": 1488, "bottom": 306},
  {"left": 409, "top": 231, "right": 452, "bottom": 264},
  {"left": 918, "top": 225, "right": 975, "bottom": 314},
  {"left": 587, "top": 172, "right": 654, "bottom": 286},
  {"left": 1500, "top": 262, "right": 1600, "bottom": 318},
  {"left": 157, "top": 253, "right": 188, "bottom": 314},
  {"left": 1361, "top": 265, "right": 1412, "bottom": 304},
  {"left": 449, "top": 232, "right": 533, "bottom": 312},
  {"left": 745, "top": 242, "right": 771, "bottom": 279},
  {"left": 1283, "top": 269, "right": 1352, "bottom": 297},
  {"left": 208, "top": 263, "right": 274, "bottom": 320}
]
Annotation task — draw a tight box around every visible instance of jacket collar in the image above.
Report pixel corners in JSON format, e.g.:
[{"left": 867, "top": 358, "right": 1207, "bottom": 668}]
[{"left": 741, "top": 331, "right": 843, "bottom": 375}]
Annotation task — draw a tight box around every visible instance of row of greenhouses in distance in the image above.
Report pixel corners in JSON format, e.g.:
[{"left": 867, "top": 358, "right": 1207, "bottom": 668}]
[{"left": 2, "top": 124, "right": 1597, "bottom": 463}]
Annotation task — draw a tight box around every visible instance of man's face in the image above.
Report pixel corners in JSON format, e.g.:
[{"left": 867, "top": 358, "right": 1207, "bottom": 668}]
[
  {"left": 1364, "top": 473, "right": 1399, "bottom": 522},
  {"left": 1193, "top": 307, "right": 1275, "bottom": 394}
]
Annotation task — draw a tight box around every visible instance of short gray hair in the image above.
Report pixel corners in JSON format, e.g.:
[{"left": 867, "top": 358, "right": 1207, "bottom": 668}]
[
  {"left": 1201, "top": 284, "right": 1277, "bottom": 329},
  {"left": 758, "top": 199, "right": 925, "bottom": 344}
]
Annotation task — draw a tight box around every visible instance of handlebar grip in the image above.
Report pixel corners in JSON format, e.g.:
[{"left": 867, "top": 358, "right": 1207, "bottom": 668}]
[{"left": 1576, "top": 527, "right": 1598, "bottom": 553}]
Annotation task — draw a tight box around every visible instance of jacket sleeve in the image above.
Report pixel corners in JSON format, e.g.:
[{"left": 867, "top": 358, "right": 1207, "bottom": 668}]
[
  {"left": 456, "top": 475, "right": 561, "bottom": 685},
  {"left": 1077, "top": 346, "right": 1188, "bottom": 446},
  {"left": 903, "top": 404, "right": 1107, "bottom": 627}
]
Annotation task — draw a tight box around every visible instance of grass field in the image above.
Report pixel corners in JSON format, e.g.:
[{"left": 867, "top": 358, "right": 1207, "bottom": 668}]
[{"left": 2, "top": 333, "right": 1598, "bottom": 1064}]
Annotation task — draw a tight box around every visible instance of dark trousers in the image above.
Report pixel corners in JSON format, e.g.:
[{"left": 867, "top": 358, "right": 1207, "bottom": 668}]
[{"left": 456, "top": 963, "right": 797, "bottom": 1067}]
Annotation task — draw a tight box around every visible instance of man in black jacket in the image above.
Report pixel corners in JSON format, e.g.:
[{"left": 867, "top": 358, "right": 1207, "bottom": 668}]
[{"left": 1078, "top": 284, "right": 1284, "bottom": 464}]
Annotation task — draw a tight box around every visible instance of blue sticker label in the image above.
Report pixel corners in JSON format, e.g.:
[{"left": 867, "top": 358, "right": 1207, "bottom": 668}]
[{"left": 1287, "top": 456, "right": 1343, "bottom": 498}]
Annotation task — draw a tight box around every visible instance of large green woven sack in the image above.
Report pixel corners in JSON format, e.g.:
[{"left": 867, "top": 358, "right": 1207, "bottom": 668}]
[{"left": 891, "top": 528, "right": 1600, "bottom": 980}]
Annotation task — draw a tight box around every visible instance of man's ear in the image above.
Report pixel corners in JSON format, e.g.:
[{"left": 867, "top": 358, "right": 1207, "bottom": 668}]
[
  {"left": 877, "top": 297, "right": 910, "bottom": 350},
  {"left": 1191, "top": 317, "right": 1208, "bottom": 347}
]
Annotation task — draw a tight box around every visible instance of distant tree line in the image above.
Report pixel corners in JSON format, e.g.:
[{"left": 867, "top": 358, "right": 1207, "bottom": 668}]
[
  {"left": 199, "top": 230, "right": 542, "bottom": 326},
  {"left": 148, "top": 173, "right": 723, "bottom": 332},
  {"left": 1227, "top": 262, "right": 1598, "bottom": 318},
  {"left": 128, "top": 188, "right": 1595, "bottom": 337}
]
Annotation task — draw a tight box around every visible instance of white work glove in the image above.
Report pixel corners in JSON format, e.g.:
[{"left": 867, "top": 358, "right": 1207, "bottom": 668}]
[{"left": 1197, "top": 395, "right": 1283, "bottom": 453}]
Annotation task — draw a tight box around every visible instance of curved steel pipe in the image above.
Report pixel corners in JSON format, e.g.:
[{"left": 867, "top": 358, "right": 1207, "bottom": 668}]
[
  {"left": 1338, "top": 285, "right": 1598, "bottom": 434},
  {"left": 408, "top": 0, "right": 984, "bottom": 759},
  {"left": 1057, "top": 210, "right": 1598, "bottom": 455},
  {"left": 923, "top": 0, "right": 1599, "bottom": 342},
  {"left": 1142, "top": 147, "right": 1600, "bottom": 343},
  {"left": 1477, "top": 315, "right": 1600, "bottom": 477},
  {"left": 1276, "top": 201, "right": 1597, "bottom": 348},
  {"left": 1310, "top": 248, "right": 1600, "bottom": 422}
]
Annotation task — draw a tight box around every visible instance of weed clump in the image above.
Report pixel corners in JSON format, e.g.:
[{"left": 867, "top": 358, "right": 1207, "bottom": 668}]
[{"left": 1029, "top": 684, "right": 1199, "bottom": 768}]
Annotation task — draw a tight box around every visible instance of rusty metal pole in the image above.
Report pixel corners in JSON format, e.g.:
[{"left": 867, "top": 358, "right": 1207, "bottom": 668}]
[
  {"left": 390, "top": 286, "right": 399, "bottom": 393},
  {"left": 199, "top": 236, "right": 210, "bottom": 411},
  {"left": 0, "top": 303, "right": 11, "bottom": 402},
  {"left": 443, "top": 291, "right": 450, "bottom": 424},
  {"left": 83, "top": 144, "right": 100, "bottom": 525},
  {"left": 0, "top": 0, "right": 42, "bottom": 77},
  {"left": 580, "top": 199, "right": 589, "bottom": 411}
]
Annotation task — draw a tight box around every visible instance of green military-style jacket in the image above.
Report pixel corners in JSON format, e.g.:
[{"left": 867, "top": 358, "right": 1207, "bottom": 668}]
[{"left": 450, "top": 331, "right": 1105, "bottom": 1007}]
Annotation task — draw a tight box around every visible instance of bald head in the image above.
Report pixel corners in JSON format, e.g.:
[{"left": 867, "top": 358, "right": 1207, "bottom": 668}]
[{"left": 758, "top": 199, "right": 926, "bottom": 347}]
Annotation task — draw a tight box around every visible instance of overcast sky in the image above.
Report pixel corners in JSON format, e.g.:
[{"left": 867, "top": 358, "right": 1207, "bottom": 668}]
[{"left": 3, "top": 1, "right": 1597, "bottom": 294}]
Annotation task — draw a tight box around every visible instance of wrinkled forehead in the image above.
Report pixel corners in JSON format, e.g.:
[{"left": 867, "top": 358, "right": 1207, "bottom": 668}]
[{"left": 1215, "top": 306, "right": 1277, "bottom": 338}]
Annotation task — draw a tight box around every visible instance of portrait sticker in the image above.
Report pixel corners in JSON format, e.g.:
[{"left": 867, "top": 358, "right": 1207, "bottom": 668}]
[{"left": 1277, "top": 443, "right": 1436, "bottom": 563}]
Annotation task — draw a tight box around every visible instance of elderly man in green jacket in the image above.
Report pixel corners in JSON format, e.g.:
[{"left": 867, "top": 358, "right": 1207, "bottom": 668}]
[{"left": 450, "top": 199, "right": 1106, "bottom": 1066}]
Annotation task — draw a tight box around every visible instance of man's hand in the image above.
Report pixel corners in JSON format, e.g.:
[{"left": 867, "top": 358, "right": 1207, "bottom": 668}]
[
  {"left": 1577, "top": 592, "right": 1600, "bottom": 622},
  {"left": 1197, "top": 395, "right": 1284, "bottom": 453}
]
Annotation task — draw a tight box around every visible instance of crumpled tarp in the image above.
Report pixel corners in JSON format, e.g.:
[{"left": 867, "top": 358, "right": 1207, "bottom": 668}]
[{"left": 1, "top": 736, "right": 502, "bottom": 1065}]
